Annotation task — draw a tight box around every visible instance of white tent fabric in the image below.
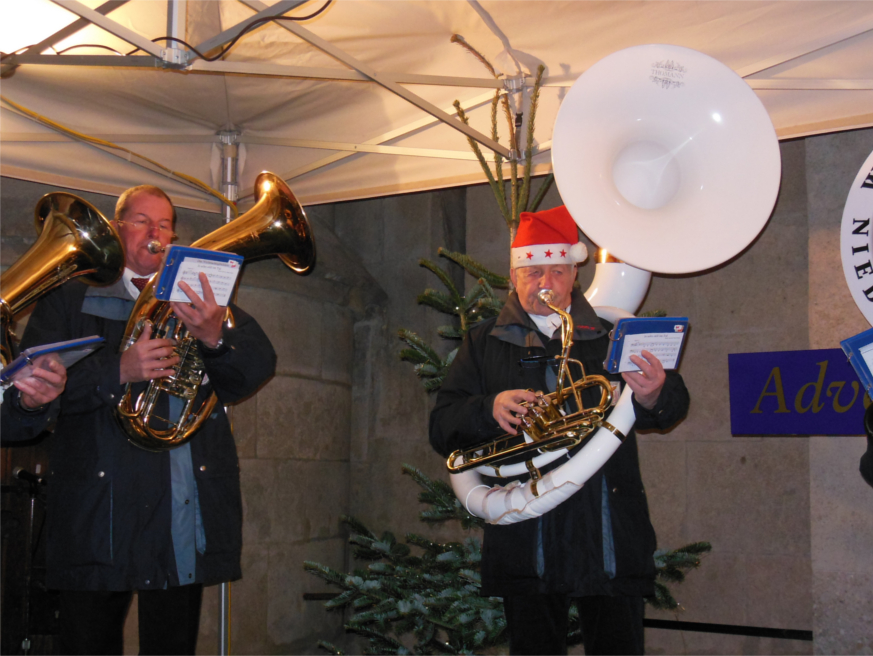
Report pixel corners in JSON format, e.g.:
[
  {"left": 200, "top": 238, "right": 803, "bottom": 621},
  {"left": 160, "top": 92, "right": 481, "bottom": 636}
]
[{"left": 1, "top": 0, "right": 872, "bottom": 213}]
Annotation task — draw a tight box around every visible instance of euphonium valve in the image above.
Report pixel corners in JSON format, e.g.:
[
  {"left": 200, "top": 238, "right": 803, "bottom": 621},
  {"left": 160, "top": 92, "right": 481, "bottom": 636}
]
[{"left": 115, "top": 172, "right": 315, "bottom": 451}]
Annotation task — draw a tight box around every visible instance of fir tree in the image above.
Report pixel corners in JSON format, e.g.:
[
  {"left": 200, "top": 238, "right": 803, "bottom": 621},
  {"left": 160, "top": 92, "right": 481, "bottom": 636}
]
[{"left": 305, "top": 466, "right": 710, "bottom": 654}]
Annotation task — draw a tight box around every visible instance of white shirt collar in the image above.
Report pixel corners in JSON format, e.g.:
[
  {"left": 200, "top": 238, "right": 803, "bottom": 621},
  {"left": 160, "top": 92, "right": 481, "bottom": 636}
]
[
  {"left": 528, "top": 305, "right": 570, "bottom": 339},
  {"left": 122, "top": 267, "right": 153, "bottom": 299}
]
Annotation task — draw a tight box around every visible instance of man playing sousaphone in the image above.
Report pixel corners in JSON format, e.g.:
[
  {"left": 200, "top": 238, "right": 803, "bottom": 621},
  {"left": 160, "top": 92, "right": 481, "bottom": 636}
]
[
  {"left": 429, "top": 206, "right": 690, "bottom": 655},
  {"left": 12, "top": 184, "right": 277, "bottom": 654}
]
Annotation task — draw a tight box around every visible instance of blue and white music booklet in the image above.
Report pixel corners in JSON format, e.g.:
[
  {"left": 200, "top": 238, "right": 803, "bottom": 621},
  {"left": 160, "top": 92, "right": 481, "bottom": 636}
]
[
  {"left": 840, "top": 326, "right": 873, "bottom": 400},
  {"left": 1, "top": 335, "right": 105, "bottom": 388},
  {"left": 153, "top": 245, "right": 243, "bottom": 307},
  {"left": 604, "top": 317, "right": 689, "bottom": 373}
]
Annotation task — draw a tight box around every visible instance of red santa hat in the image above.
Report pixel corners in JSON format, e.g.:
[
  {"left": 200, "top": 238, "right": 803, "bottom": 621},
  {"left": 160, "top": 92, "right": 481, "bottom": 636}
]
[{"left": 511, "top": 205, "right": 588, "bottom": 268}]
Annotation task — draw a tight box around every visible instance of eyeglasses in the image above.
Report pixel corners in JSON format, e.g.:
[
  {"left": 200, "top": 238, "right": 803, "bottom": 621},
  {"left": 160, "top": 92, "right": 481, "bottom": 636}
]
[{"left": 117, "top": 220, "right": 175, "bottom": 236}]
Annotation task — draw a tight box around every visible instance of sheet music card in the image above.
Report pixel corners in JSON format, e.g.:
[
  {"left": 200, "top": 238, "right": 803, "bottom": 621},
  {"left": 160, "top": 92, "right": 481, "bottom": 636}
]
[
  {"left": 604, "top": 317, "right": 689, "bottom": 374},
  {"left": 154, "top": 245, "right": 243, "bottom": 307},
  {"left": 840, "top": 326, "right": 873, "bottom": 400}
]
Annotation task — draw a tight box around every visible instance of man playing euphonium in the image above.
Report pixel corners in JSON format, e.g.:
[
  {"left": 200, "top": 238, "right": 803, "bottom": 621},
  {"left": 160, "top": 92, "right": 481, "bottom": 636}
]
[{"left": 13, "top": 185, "right": 276, "bottom": 655}]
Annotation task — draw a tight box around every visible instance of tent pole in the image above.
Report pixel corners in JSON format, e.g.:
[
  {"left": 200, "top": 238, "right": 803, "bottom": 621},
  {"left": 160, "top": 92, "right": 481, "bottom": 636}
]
[
  {"left": 219, "top": 130, "right": 241, "bottom": 222},
  {"left": 217, "top": 128, "right": 240, "bottom": 655}
]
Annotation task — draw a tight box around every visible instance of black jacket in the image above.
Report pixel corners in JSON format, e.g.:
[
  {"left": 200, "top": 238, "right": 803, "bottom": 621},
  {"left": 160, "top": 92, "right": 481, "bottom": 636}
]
[
  {"left": 861, "top": 404, "right": 873, "bottom": 488},
  {"left": 16, "top": 279, "right": 276, "bottom": 591},
  {"left": 430, "top": 290, "right": 689, "bottom": 597}
]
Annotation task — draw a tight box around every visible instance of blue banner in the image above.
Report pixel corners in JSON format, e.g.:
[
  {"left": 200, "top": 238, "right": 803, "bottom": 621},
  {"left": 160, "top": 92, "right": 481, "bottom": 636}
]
[{"left": 728, "top": 349, "right": 867, "bottom": 436}]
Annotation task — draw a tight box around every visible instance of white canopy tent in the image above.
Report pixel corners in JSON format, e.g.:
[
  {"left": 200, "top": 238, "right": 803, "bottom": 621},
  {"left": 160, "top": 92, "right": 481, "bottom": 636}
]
[{"left": 1, "top": 0, "right": 872, "bottom": 213}]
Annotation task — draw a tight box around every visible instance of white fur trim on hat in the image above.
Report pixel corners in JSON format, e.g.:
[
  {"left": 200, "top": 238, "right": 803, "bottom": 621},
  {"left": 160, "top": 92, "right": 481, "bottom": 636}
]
[{"left": 511, "top": 241, "right": 588, "bottom": 268}]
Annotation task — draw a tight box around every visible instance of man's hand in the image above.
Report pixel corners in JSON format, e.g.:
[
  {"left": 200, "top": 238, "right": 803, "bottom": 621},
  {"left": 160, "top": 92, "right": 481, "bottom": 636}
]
[
  {"left": 621, "top": 349, "right": 666, "bottom": 410},
  {"left": 119, "top": 322, "right": 179, "bottom": 384},
  {"left": 170, "top": 273, "right": 225, "bottom": 349},
  {"left": 15, "top": 354, "right": 67, "bottom": 409},
  {"left": 493, "top": 389, "right": 537, "bottom": 434}
]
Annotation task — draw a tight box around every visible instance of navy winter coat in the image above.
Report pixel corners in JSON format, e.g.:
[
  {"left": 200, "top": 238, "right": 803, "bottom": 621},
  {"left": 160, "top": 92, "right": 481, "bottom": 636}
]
[{"left": 17, "top": 279, "right": 276, "bottom": 591}]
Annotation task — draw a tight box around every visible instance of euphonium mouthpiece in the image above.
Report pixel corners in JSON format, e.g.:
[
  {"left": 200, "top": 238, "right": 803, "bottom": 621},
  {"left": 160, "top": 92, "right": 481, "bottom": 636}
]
[
  {"left": 538, "top": 289, "right": 555, "bottom": 305},
  {"left": 147, "top": 240, "right": 165, "bottom": 254}
]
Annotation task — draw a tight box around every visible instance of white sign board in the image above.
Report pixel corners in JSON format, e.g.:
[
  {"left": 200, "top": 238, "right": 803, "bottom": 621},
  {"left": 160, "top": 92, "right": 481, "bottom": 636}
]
[{"left": 840, "top": 150, "right": 873, "bottom": 326}]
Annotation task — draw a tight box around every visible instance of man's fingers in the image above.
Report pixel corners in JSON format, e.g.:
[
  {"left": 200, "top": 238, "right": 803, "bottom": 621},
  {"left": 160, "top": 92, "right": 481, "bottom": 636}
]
[
  {"left": 177, "top": 281, "right": 200, "bottom": 304},
  {"left": 198, "top": 273, "right": 217, "bottom": 305},
  {"left": 137, "top": 322, "right": 153, "bottom": 343},
  {"left": 30, "top": 368, "right": 65, "bottom": 388}
]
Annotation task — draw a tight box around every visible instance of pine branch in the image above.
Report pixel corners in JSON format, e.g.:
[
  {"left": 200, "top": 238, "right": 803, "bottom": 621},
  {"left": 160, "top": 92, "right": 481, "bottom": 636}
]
[
  {"left": 454, "top": 101, "right": 509, "bottom": 222},
  {"left": 520, "top": 65, "right": 545, "bottom": 213},
  {"left": 419, "top": 259, "right": 462, "bottom": 306},
  {"left": 397, "top": 330, "right": 442, "bottom": 367},
  {"left": 317, "top": 640, "right": 345, "bottom": 655},
  {"left": 529, "top": 172, "right": 554, "bottom": 212},
  {"left": 417, "top": 289, "right": 459, "bottom": 316},
  {"left": 437, "top": 249, "right": 510, "bottom": 289},
  {"left": 450, "top": 34, "right": 497, "bottom": 78},
  {"left": 437, "top": 325, "right": 464, "bottom": 340}
]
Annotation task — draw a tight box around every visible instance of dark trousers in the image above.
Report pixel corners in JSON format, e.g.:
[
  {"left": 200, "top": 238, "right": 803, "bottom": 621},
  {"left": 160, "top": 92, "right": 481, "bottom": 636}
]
[
  {"left": 503, "top": 594, "right": 644, "bottom": 655},
  {"left": 58, "top": 585, "right": 203, "bottom": 655}
]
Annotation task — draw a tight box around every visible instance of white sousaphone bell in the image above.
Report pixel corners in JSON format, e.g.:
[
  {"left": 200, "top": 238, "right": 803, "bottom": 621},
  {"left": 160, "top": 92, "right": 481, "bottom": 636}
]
[{"left": 450, "top": 44, "right": 782, "bottom": 525}]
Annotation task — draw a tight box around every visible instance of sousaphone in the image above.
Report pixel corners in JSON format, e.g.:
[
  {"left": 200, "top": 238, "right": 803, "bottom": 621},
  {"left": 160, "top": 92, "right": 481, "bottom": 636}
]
[{"left": 449, "top": 45, "right": 781, "bottom": 524}]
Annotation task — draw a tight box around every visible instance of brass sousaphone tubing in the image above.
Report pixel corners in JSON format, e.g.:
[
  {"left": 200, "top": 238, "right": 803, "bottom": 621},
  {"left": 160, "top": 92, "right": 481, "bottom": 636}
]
[{"left": 447, "top": 289, "right": 614, "bottom": 475}]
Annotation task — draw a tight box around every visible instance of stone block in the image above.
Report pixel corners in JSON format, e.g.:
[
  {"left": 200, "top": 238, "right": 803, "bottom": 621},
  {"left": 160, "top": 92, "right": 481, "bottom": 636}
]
[
  {"left": 320, "top": 303, "right": 354, "bottom": 385},
  {"left": 335, "top": 199, "right": 385, "bottom": 266},
  {"left": 809, "top": 435, "right": 873, "bottom": 572},
  {"left": 230, "top": 394, "right": 259, "bottom": 459},
  {"left": 686, "top": 440, "right": 810, "bottom": 557},
  {"left": 271, "top": 460, "right": 350, "bottom": 543},
  {"left": 257, "top": 376, "right": 351, "bottom": 461},
  {"left": 237, "top": 287, "right": 323, "bottom": 379},
  {"left": 812, "top": 569, "right": 873, "bottom": 655},
  {"left": 745, "top": 554, "right": 812, "bottom": 630},
  {"left": 769, "top": 138, "right": 808, "bottom": 224},
  {"left": 229, "top": 542, "right": 271, "bottom": 655},
  {"left": 682, "top": 221, "right": 808, "bottom": 338},
  {"left": 637, "top": 440, "right": 687, "bottom": 548},
  {"left": 267, "top": 539, "right": 347, "bottom": 651},
  {"left": 241, "top": 458, "right": 276, "bottom": 545}
]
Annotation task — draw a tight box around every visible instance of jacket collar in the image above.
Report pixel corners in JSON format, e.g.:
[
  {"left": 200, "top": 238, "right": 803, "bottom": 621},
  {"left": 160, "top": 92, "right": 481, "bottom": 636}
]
[
  {"left": 490, "top": 289, "right": 607, "bottom": 348},
  {"left": 81, "top": 277, "right": 136, "bottom": 321}
]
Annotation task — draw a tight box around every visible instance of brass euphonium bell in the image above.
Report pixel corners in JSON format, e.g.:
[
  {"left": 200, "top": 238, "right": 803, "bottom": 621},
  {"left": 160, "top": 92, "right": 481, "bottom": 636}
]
[
  {"left": 114, "top": 172, "right": 315, "bottom": 451},
  {"left": 1, "top": 193, "right": 124, "bottom": 365},
  {"left": 446, "top": 290, "right": 614, "bottom": 477}
]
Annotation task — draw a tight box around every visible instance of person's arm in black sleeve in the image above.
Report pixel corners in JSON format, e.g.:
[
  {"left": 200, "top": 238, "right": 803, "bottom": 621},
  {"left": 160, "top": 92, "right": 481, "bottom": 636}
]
[
  {"left": 632, "top": 370, "right": 690, "bottom": 431},
  {"left": 429, "top": 327, "right": 501, "bottom": 458},
  {"left": 200, "top": 304, "right": 277, "bottom": 404},
  {"left": 861, "top": 404, "right": 873, "bottom": 488},
  {"left": 1, "top": 387, "right": 59, "bottom": 443},
  {"left": 18, "top": 286, "right": 124, "bottom": 415}
]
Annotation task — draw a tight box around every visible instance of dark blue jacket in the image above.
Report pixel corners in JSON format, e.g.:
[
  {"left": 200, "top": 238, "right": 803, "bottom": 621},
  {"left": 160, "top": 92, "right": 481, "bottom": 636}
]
[
  {"left": 430, "top": 290, "right": 689, "bottom": 597},
  {"left": 17, "top": 278, "right": 276, "bottom": 591}
]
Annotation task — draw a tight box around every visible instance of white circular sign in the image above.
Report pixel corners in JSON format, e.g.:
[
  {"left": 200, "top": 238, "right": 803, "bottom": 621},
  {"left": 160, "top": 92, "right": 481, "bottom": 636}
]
[{"left": 840, "top": 149, "right": 873, "bottom": 325}]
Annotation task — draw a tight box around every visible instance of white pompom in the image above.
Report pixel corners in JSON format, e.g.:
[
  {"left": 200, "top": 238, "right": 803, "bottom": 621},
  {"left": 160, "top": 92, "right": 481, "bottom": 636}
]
[{"left": 569, "top": 242, "right": 588, "bottom": 263}]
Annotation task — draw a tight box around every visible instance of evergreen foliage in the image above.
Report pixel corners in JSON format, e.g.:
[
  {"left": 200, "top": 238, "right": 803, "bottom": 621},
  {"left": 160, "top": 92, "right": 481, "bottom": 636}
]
[
  {"left": 398, "top": 250, "right": 509, "bottom": 391},
  {"left": 306, "top": 467, "right": 711, "bottom": 654}
]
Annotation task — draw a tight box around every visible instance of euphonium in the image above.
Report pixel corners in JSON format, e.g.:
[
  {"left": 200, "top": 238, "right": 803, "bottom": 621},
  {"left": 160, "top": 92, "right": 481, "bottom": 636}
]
[
  {"left": 115, "top": 172, "right": 315, "bottom": 451},
  {"left": 446, "top": 289, "right": 614, "bottom": 480},
  {"left": 1, "top": 193, "right": 124, "bottom": 365}
]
